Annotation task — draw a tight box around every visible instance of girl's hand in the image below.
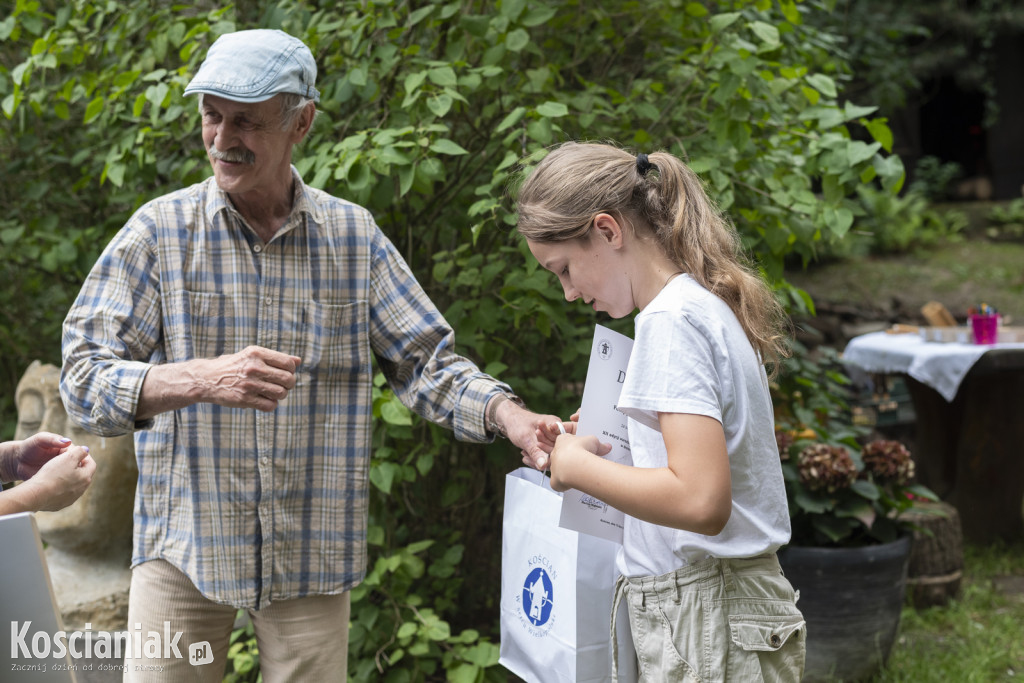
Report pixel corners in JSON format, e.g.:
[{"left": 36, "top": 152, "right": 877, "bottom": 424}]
[
  {"left": 529, "top": 409, "right": 582, "bottom": 466},
  {"left": 548, "top": 433, "right": 612, "bottom": 492}
]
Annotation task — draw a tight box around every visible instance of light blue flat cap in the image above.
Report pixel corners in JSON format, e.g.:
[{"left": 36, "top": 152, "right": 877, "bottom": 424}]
[{"left": 184, "top": 29, "right": 320, "bottom": 103}]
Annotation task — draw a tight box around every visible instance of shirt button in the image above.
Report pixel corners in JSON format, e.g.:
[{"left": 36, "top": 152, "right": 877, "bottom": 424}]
[
  {"left": 253, "top": 244, "right": 262, "bottom": 253},
  {"left": 770, "top": 633, "right": 781, "bottom": 647},
  {"left": 264, "top": 297, "right": 273, "bottom": 306}
]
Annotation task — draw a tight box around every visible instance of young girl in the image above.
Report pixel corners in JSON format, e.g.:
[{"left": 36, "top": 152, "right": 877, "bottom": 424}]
[{"left": 516, "top": 142, "right": 805, "bottom": 682}]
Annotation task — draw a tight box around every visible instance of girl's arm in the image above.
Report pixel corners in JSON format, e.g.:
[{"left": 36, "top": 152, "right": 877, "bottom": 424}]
[{"left": 547, "top": 412, "right": 732, "bottom": 535}]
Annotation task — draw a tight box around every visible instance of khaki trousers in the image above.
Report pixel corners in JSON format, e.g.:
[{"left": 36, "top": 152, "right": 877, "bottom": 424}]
[
  {"left": 123, "top": 559, "right": 350, "bottom": 682},
  {"left": 613, "top": 554, "right": 805, "bottom": 682}
]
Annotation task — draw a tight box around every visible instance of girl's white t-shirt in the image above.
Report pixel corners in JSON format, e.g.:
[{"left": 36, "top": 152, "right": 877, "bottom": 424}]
[{"left": 615, "top": 274, "right": 791, "bottom": 578}]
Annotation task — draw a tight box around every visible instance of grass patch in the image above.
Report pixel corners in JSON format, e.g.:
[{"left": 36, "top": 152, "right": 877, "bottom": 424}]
[
  {"left": 872, "top": 541, "right": 1024, "bottom": 682},
  {"left": 785, "top": 240, "right": 1024, "bottom": 324}
]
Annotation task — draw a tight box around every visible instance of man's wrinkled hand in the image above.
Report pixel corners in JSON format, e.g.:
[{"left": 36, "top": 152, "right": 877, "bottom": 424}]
[
  {"left": 195, "top": 346, "right": 303, "bottom": 412},
  {"left": 496, "top": 402, "right": 566, "bottom": 471}
]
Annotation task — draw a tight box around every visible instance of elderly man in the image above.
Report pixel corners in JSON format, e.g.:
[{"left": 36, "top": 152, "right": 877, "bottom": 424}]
[{"left": 61, "top": 29, "right": 551, "bottom": 682}]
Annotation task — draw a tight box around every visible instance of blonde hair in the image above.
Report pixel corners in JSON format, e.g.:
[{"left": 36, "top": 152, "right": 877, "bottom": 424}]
[{"left": 516, "top": 142, "right": 790, "bottom": 371}]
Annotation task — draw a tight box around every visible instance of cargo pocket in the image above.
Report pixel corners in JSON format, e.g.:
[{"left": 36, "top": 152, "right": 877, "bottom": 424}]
[{"left": 728, "top": 613, "right": 805, "bottom": 682}]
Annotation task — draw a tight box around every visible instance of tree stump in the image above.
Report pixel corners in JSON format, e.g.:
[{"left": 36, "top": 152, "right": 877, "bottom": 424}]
[{"left": 904, "top": 500, "right": 964, "bottom": 608}]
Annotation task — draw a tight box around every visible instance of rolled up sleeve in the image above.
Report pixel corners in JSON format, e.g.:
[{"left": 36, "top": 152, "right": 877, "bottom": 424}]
[
  {"left": 60, "top": 219, "right": 162, "bottom": 436},
  {"left": 366, "top": 220, "right": 509, "bottom": 443}
]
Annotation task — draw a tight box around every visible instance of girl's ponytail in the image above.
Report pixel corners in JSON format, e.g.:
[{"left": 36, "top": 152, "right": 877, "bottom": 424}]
[
  {"left": 517, "top": 142, "right": 790, "bottom": 373},
  {"left": 645, "top": 152, "right": 790, "bottom": 370}
]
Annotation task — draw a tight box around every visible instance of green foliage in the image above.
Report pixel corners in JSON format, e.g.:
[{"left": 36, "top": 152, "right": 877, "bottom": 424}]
[
  {"left": 779, "top": 444, "right": 939, "bottom": 547},
  {"left": 987, "top": 198, "right": 1024, "bottom": 226},
  {"left": 1, "top": 0, "right": 916, "bottom": 679},
  {"left": 771, "top": 342, "right": 863, "bottom": 445},
  {"left": 985, "top": 198, "right": 1024, "bottom": 242},
  {"left": 908, "top": 155, "right": 963, "bottom": 202},
  {"left": 0, "top": 1, "right": 225, "bottom": 438},
  {"left": 772, "top": 344, "right": 939, "bottom": 548},
  {"left": 815, "top": 0, "right": 1024, "bottom": 123},
  {"left": 855, "top": 186, "right": 967, "bottom": 254},
  {"left": 223, "top": 613, "right": 261, "bottom": 683},
  {"left": 813, "top": 187, "right": 967, "bottom": 261},
  {"left": 347, "top": 527, "right": 502, "bottom": 683}
]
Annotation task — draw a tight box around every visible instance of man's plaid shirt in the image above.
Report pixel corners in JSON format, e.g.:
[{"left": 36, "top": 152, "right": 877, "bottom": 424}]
[{"left": 61, "top": 170, "right": 507, "bottom": 609}]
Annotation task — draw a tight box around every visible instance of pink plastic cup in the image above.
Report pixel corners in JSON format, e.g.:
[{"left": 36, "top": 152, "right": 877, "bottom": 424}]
[{"left": 970, "top": 314, "right": 999, "bottom": 345}]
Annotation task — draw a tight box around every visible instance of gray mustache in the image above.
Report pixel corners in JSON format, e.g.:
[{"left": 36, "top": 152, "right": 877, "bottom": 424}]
[{"left": 209, "top": 145, "right": 255, "bottom": 165}]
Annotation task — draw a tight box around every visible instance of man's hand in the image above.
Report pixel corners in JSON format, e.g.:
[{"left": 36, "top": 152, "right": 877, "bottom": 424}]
[
  {"left": 191, "top": 346, "right": 303, "bottom": 411},
  {"left": 495, "top": 400, "right": 572, "bottom": 470},
  {"left": 533, "top": 410, "right": 581, "bottom": 457},
  {"left": 139, "top": 346, "right": 303, "bottom": 419}
]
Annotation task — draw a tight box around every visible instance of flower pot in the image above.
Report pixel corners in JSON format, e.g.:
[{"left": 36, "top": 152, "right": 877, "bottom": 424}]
[{"left": 778, "top": 535, "right": 911, "bottom": 682}]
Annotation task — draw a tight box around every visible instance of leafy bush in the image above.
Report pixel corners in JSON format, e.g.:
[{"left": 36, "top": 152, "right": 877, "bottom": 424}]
[
  {"left": 223, "top": 613, "right": 260, "bottom": 683},
  {"left": 1, "top": 0, "right": 911, "bottom": 679},
  {"left": 908, "top": 155, "right": 963, "bottom": 201},
  {"left": 808, "top": 0, "right": 1024, "bottom": 126},
  {"left": 770, "top": 341, "right": 863, "bottom": 445},
  {"left": 988, "top": 198, "right": 1024, "bottom": 225},
  {"left": 812, "top": 185, "right": 967, "bottom": 261},
  {"left": 985, "top": 198, "right": 1024, "bottom": 242}
]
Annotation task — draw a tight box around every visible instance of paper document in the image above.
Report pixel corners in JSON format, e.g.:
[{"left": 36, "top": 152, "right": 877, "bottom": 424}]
[{"left": 558, "top": 324, "right": 633, "bottom": 543}]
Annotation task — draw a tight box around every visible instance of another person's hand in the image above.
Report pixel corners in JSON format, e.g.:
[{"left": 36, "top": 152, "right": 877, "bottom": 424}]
[
  {"left": 547, "top": 433, "right": 612, "bottom": 492},
  {"left": 0, "top": 432, "right": 96, "bottom": 514},
  {"left": 17, "top": 445, "right": 96, "bottom": 511},
  {"left": 13, "top": 432, "right": 79, "bottom": 481}
]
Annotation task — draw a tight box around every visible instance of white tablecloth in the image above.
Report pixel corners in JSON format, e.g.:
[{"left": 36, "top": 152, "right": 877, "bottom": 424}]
[{"left": 842, "top": 331, "right": 1024, "bottom": 401}]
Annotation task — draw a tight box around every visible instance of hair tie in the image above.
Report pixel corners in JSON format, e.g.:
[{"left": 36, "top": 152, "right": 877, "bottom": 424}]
[{"left": 636, "top": 153, "right": 656, "bottom": 177}]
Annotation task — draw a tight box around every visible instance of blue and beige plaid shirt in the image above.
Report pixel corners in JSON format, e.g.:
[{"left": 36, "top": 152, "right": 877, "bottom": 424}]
[{"left": 61, "top": 169, "right": 508, "bottom": 609}]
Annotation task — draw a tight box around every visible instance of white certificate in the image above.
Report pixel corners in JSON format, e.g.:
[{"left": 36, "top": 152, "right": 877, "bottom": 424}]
[{"left": 558, "top": 324, "right": 633, "bottom": 543}]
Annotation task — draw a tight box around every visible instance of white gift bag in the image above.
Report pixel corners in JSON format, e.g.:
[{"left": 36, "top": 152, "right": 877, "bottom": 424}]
[{"left": 499, "top": 468, "right": 637, "bottom": 683}]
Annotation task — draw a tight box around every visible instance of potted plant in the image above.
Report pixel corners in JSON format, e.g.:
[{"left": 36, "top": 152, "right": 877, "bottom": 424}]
[
  {"left": 771, "top": 344, "right": 940, "bottom": 682},
  {"left": 779, "top": 436, "right": 935, "bottom": 548}
]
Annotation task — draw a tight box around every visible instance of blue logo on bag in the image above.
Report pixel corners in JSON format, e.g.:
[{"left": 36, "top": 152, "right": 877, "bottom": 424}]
[{"left": 521, "top": 567, "right": 553, "bottom": 626}]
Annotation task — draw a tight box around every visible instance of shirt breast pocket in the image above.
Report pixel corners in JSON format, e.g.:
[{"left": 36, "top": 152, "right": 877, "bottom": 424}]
[
  {"left": 161, "top": 290, "right": 254, "bottom": 361},
  {"left": 297, "top": 300, "right": 370, "bottom": 384}
]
